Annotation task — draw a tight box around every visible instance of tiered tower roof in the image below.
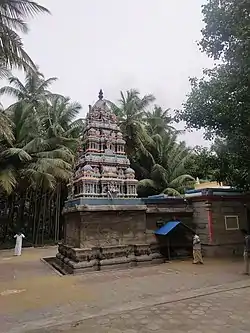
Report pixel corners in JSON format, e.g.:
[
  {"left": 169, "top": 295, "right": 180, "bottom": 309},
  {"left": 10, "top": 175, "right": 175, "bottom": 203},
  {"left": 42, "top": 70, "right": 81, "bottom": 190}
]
[{"left": 69, "top": 90, "right": 138, "bottom": 199}]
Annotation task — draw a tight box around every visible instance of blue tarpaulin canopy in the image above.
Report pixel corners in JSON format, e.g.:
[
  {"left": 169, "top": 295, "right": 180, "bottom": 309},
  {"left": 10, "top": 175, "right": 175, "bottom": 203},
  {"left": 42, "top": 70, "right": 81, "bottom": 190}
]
[{"left": 154, "top": 221, "right": 181, "bottom": 236}]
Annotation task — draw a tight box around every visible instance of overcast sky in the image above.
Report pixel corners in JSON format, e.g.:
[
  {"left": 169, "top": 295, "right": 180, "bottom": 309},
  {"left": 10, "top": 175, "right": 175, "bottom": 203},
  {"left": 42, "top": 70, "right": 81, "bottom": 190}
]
[{"left": 4, "top": 0, "right": 214, "bottom": 146}]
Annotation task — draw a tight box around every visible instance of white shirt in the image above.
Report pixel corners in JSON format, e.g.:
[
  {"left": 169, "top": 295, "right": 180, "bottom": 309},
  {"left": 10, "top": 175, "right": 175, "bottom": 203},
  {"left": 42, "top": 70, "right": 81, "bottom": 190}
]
[{"left": 14, "top": 234, "right": 25, "bottom": 244}]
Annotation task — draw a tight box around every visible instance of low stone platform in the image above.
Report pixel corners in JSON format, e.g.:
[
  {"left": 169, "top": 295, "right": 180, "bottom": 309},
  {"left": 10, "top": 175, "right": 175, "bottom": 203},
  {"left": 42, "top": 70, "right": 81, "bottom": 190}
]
[{"left": 56, "top": 243, "right": 164, "bottom": 274}]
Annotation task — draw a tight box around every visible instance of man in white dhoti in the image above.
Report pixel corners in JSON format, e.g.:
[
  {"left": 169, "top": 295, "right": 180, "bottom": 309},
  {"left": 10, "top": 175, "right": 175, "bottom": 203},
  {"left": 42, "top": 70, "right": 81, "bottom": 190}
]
[
  {"left": 241, "top": 229, "right": 250, "bottom": 275},
  {"left": 14, "top": 232, "right": 25, "bottom": 256}
]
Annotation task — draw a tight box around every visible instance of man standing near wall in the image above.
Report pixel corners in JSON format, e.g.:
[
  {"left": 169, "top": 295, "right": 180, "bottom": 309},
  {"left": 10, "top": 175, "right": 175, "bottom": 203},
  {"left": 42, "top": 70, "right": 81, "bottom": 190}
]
[
  {"left": 193, "top": 233, "right": 203, "bottom": 264},
  {"left": 241, "top": 229, "right": 250, "bottom": 275}
]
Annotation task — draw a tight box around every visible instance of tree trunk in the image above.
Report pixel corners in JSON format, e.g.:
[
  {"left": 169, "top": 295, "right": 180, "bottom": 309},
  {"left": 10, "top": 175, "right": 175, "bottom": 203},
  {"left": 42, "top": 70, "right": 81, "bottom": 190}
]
[
  {"left": 17, "top": 190, "right": 26, "bottom": 231},
  {"left": 55, "top": 184, "right": 61, "bottom": 243},
  {"left": 32, "top": 189, "right": 38, "bottom": 244},
  {"left": 35, "top": 193, "right": 43, "bottom": 246},
  {"left": 41, "top": 192, "right": 47, "bottom": 246}
]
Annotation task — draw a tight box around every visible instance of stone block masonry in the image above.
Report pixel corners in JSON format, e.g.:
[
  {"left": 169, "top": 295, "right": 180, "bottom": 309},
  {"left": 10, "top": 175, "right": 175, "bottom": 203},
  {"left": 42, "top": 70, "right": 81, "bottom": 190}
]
[
  {"left": 56, "top": 243, "right": 164, "bottom": 274},
  {"left": 189, "top": 190, "right": 249, "bottom": 257},
  {"left": 58, "top": 91, "right": 197, "bottom": 275}
]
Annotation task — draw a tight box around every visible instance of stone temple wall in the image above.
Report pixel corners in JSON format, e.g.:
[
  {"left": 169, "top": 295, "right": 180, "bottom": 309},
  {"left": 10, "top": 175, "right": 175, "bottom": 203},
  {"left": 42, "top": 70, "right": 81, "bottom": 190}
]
[
  {"left": 56, "top": 198, "right": 194, "bottom": 275},
  {"left": 191, "top": 201, "right": 210, "bottom": 245},
  {"left": 79, "top": 210, "right": 147, "bottom": 248},
  {"left": 192, "top": 197, "right": 248, "bottom": 257},
  {"left": 57, "top": 192, "right": 250, "bottom": 275},
  {"left": 64, "top": 213, "right": 80, "bottom": 248},
  {"left": 211, "top": 200, "right": 247, "bottom": 245}
]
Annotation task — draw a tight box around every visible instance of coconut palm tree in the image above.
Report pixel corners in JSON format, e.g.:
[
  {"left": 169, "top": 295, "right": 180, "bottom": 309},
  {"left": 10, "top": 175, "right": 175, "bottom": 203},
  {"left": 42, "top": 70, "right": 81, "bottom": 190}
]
[
  {"left": 41, "top": 95, "right": 84, "bottom": 143},
  {"left": 145, "top": 106, "right": 179, "bottom": 136},
  {"left": 109, "top": 89, "right": 155, "bottom": 156},
  {"left": 0, "top": 71, "right": 60, "bottom": 139},
  {"left": 0, "top": 0, "right": 50, "bottom": 72},
  {"left": 0, "top": 88, "right": 84, "bottom": 244},
  {"left": 0, "top": 103, "right": 14, "bottom": 142},
  {"left": 0, "top": 71, "right": 58, "bottom": 105},
  {"left": 0, "top": 100, "right": 74, "bottom": 194},
  {"left": 137, "top": 134, "right": 195, "bottom": 197}
]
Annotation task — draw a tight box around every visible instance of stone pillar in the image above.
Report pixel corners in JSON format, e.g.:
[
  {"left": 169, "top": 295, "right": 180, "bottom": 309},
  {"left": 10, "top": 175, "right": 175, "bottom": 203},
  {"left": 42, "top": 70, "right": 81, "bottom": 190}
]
[{"left": 205, "top": 201, "right": 213, "bottom": 244}]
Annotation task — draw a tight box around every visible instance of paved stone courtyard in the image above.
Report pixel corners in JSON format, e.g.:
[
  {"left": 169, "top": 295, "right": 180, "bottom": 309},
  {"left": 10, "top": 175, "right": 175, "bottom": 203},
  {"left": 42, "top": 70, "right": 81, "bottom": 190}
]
[
  {"left": 34, "top": 287, "right": 250, "bottom": 333},
  {"left": 1, "top": 247, "right": 250, "bottom": 333}
]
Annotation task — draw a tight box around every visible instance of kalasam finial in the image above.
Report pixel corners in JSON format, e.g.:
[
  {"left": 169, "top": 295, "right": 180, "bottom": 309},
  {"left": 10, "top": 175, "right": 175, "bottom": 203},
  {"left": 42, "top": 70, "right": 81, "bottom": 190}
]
[{"left": 98, "top": 89, "right": 103, "bottom": 100}]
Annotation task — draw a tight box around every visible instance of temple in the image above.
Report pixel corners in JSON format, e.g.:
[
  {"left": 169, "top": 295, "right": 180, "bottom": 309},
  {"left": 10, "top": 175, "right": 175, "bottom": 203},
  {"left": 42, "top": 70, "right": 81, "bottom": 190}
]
[
  {"left": 69, "top": 90, "right": 137, "bottom": 199},
  {"left": 57, "top": 92, "right": 250, "bottom": 275},
  {"left": 54, "top": 93, "right": 250, "bottom": 275}
]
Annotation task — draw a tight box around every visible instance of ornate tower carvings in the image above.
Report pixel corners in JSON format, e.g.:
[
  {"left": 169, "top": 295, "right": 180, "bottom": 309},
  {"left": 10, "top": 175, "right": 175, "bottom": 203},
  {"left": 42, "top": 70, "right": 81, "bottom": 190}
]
[{"left": 70, "top": 90, "right": 138, "bottom": 199}]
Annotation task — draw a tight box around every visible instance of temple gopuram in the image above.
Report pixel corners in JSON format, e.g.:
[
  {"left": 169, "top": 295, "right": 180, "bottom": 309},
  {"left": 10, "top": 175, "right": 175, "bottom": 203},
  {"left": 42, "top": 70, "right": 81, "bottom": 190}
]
[
  {"left": 55, "top": 91, "right": 195, "bottom": 275},
  {"left": 71, "top": 89, "right": 137, "bottom": 199}
]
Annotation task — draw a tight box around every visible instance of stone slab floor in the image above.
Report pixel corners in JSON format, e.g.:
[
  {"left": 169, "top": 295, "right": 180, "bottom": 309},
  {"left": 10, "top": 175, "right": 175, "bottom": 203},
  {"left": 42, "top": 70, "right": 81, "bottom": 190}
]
[{"left": 1, "top": 247, "right": 250, "bottom": 333}]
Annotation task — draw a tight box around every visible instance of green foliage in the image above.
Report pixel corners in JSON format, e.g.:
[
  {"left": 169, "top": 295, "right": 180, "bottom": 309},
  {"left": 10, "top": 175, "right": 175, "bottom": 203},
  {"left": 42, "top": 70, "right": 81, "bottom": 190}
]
[
  {"left": 108, "top": 89, "right": 196, "bottom": 197},
  {"left": 136, "top": 134, "right": 195, "bottom": 197},
  {"left": 109, "top": 89, "right": 155, "bottom": 156},
  {"left": 177, "top": 0, "right": 250, "bottom": 189},
  {"left": 200, "top": 0, "right": 250, "bottom": 62},
  {"left": 0, "top": 0, "right": 217, "bottom": 245},
  {"left": 0, "top": 71, "right": 58, "bottom": 103},
  {"left": 145, "top": 106, "right": 181, "bottom": 137},
  {"left": 0, "top": 0, "right": 50, "bottom": 72},
  {"left": 0, "top": 70, "right": 83, "bottom": 246},
  {"left": 0, "top": 73, "right": 83, "bottom": 194}
]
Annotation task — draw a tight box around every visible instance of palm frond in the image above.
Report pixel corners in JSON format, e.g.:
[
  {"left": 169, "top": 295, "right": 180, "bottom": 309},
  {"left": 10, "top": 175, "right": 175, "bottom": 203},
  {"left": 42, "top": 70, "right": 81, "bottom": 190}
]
[
  {"left": 0, "top": 65, "right": 10, "bottom": 78},
  {"left": 35, "top": 147, "right": 74, "bottom": 163},
  {"left": 169, "top": 174, "right": 195, "bottom": 188},
  {"left": 151, "top": 163, "right": 168, "bottom": 186},
  {"left": 0, "top": 167, "right": 17, "bottom": 194},
  {"left": 0, "top": 0, "right": 50, "bottom": 20},
  {"left": 0, "top": 110, "right": 14, "bottom": 143},
  {"left": 0, "top": 85, "right": 24, "bottom": 99},
  {"left": 163, "top": 187, "right": 182, "bottom": 197},
  {"left": 0, "top": 25, "right": 36, "bottom": 71},
  {"left": 1, "top": 147, "right": 32, "bottom": 161}
]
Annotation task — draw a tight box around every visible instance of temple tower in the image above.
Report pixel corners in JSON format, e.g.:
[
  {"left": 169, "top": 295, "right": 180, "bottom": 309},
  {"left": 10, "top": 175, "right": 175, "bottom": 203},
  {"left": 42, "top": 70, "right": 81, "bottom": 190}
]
[
  {"left": 71, "top": 90, "right": 138, "bottom": 199},
  {"left": 57, "top": 91, "right": 153, "bottom": 275}
]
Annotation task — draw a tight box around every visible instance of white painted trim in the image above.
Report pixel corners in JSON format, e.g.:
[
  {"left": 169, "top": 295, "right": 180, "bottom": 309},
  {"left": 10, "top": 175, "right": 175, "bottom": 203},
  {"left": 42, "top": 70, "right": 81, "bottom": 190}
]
[{"left": 224, "top": 215, "right": 239, "bottom": 230}]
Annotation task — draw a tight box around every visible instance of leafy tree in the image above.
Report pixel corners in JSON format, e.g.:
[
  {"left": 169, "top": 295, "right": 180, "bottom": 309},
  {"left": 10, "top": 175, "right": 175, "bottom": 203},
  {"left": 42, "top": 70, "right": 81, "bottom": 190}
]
[
  {"left": 0, "top": 103, "right": 14, "bottom": 143},
  {"left": 177, "top": 0, "right": 250, "bottom": 189},
  {"left": 137, "top": 133, "right": 194, "bottom": 197},
  {"left": 42, "top": 95, "right": 83, "bottom": 139},
  {"left": 0, "top": 72, "right": 83, "bottom": 246},
  {"left": 109, "top": 89, "right": 155, "bottom": 156},
  {"left": 0, "top": 71, "right": 58, "bottom": 105},
  {"left": 0, "top": 100, "right": 74, "bottom": 193},
  {"left": 145, "top": 106, "right": 178, "bottom": 136},
  {"left": 0, "top": 71, "right": 62, "bottom": 143},
  {"left": 184, "top": 146, "right": 217, "bottom": 182}
]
